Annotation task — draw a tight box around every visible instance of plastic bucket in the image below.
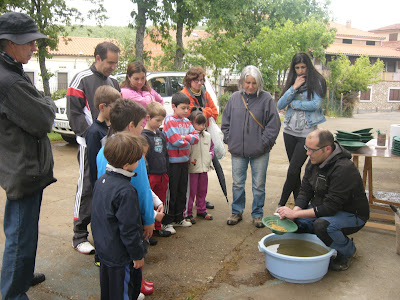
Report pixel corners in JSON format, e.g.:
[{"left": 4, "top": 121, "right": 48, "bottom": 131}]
[{"left": 258, "top": 233, "right": 335, "bottom": 283}]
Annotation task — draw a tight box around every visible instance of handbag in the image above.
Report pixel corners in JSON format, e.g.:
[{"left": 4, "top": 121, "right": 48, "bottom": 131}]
[
  {"left": 207, "top": 117, "right": 225, "bottom": 159},
  {"left": 241, "top": 94, "right": 265, "bottom": 130}
]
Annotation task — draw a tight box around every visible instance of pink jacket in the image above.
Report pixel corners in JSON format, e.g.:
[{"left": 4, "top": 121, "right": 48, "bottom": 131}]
[{"left": 121, "top": 88, "right": 164, "bottom": 108}]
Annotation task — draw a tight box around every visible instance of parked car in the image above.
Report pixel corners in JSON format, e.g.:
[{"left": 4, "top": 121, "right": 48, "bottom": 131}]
[{"left": 52, "top": 71, "right": 218, "bottom": 143}]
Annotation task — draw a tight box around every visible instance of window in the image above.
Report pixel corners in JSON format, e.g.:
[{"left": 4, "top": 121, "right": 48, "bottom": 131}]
[
  {"left": 360, "top": 87, "right": 372, "bottom": 102},
  {"left": 26, "top": 72, "right": 34, "bottom": 84},
  {"left": 169, "top": 76, "right": 184, "bottom": 94},
  {"left": 342, "top": 39, "right": 352, "bottom": 44},
  {"left": 388, "top": 88, "right": 400, "bottom": 102},
  {"left": 58, "top": 73, "right": 68, "bottom": 90},
  {"left": 149, "top": 77, "right": 167, "bottom": 97},
  {"left": 386, "top": 61, "right": 396, "bottom": 72},
  {"left": 389, "top": 33, "right": 398, "bottom": 41},
  {"left": 366, "top": 41, "right": 375, "bottom": 46}
]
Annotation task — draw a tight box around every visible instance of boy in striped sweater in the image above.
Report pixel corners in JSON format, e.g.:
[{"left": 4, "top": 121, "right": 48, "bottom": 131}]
[{"left": 162, "top": 92, "right": 199, "bottom": 233}]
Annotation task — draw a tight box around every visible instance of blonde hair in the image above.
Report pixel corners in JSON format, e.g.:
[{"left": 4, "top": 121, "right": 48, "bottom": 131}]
[
  {"left": 94, "top": 85, "right": 121, "bottom": 109},
  {"left": 146, "top": 101, "right": 166, "bottom": 119}
]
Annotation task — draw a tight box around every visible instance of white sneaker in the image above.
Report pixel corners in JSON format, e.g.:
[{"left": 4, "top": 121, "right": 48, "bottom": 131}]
[
  {"left": 73, "top": 241, "right": 95, "bottom": 254},
  {"left": 137, "top": 292, "right": 145, "bottom": 300},
  {"left": 162, "top": 224, "right": 176, "bottom": 234},
  {"left": 174, "top": 219, "right": 192, "bottom": 227}
]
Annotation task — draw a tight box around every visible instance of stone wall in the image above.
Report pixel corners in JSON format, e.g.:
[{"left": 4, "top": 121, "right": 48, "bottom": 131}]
[{"left": 356, "top": 81, "right": 400, "bottom": 112}]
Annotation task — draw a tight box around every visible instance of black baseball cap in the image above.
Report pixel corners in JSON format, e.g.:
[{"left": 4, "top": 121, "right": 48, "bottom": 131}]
[{"left": 0, "top": 12, "right": 48, "bottom": 44}]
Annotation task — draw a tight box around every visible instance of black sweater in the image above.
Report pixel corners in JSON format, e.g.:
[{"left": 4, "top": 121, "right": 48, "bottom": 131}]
[{"left": 141, "top": 128, "right": 168, "bottom": 174}]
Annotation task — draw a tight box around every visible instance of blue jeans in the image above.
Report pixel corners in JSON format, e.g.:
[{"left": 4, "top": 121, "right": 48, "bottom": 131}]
[
  {"left": 231, "top": 152, "right": 269, "bottom": 218},
  {"left": 1, "top": 191, "right": 43, "bottom": 300},
  {"left": 295, "top": 210, "right": 365, "bottom": 258}
]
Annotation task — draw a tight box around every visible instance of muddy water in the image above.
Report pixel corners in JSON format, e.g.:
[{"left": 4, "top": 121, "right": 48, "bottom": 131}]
[{"left": 264, "top": 239, "right": 329, "bottom": 257}]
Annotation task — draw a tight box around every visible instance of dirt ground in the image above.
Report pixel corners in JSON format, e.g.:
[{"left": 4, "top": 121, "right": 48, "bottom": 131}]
[{"left": 0, "top": 112, "right": 400, "bottom": 300}]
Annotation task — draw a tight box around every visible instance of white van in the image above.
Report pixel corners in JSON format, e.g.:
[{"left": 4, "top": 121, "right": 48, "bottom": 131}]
[{"left": 52, "top": 71, "right": 218, "bottom": 143}]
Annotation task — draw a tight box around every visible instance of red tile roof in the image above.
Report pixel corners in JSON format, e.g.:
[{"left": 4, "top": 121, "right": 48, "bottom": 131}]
[
  {"left": 49, "top": 36, "right": 118, "bottom": 56},
  {"left": 370, "top": 24, "right": 400, "bottom": 32},
  {"left": 326, "top": 43, "right": 400, "bottom": 58},
  {"left": 329, "top": 22, "right": 385, "bottom": 40}
]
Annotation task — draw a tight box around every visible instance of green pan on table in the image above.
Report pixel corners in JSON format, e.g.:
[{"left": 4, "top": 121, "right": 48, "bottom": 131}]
[
  {"left": 352, "top": 128, "right": 373, "bottom": 134},
  {"left": 262, "top": 216, "right": 298, "bottom": 235},
  {"left": 338, "top": 140, "right": 366, "bottom": 152}
]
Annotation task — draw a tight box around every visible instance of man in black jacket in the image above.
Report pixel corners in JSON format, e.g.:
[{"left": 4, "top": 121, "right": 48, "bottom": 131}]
[
  {"left": 0, "top": 12, "right": 57, "bottom": 299},
  {"left": 278, "top": 129, "right": 369, "bottom": 271}
]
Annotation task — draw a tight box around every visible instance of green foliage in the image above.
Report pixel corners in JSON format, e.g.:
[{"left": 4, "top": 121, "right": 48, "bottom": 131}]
[
  {"left": 66, "top": 25, "right": 136, "bottom": 41},
  {"left": 51, "top": 89, "right": 67, "bottom": 100},
  {"left": 250, "top": 18, "right": 335, "bottom": 92},
  {"left": 327, "top": 55, "right": 384, "bottom": 116},
  {"left": 3, "top": 0, "right": 107, "bottom": 95},
  {"left": 218, "top": 92, "right": 232, "bottom": 114},
  {"left": 48, "top": 132, "right": 63, "bottom": 142}
]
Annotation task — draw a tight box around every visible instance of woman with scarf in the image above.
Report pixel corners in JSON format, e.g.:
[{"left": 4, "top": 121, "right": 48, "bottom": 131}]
[{"left": 277, "top": 52, "right": 327, "bottom": 209}]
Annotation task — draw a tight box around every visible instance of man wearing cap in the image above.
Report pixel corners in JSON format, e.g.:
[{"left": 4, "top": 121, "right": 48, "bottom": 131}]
[
  {"left": 67, "top": 42, "right": 121, "bottom": 255},
  {"left": 278, "top": 129, "right": 370, "bottom": 271},
  {"left": 0, "top": 12, "right": 57, "bottom": 299}
]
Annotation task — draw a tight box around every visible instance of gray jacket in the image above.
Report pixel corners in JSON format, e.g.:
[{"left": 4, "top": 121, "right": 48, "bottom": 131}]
[
  {"left": 0, "top": 53, "right": 57, "bottom": 200},
  {"left": 221, "top": 90, "right": 281, "bottom": 157}
]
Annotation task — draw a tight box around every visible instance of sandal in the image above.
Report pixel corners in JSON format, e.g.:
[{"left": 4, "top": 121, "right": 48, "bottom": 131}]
[{"left": 197, "top": 212, "right": 213, "bottom": 220}]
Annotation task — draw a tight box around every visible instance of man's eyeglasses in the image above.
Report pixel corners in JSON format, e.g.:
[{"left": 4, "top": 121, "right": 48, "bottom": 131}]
[
  {"left": 193, "top": 78, "right": 205, "bottom": 83},
  {"left": 304, "top": 144, "right": 327, "bottom": 154}
]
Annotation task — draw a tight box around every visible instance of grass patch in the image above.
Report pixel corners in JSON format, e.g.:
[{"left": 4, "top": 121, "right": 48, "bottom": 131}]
[{"left": 48, "top": 131, "right": 63, "bottom": 142}]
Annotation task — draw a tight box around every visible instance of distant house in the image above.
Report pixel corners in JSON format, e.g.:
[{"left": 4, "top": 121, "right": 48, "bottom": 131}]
[
  {"left": 315, "top": 22, "right": 400, "bottom": 112},
  {"left": 26, "top": 37, "right": 117, "bottom": 93}
]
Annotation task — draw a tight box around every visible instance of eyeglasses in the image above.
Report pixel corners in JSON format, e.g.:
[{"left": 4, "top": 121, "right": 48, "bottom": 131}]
[
  {"left": 193, "top": 78, "right": 205, "bottom": 83},
  {"left": 304, "top": 144, "right": 327, "bottom": 154}
]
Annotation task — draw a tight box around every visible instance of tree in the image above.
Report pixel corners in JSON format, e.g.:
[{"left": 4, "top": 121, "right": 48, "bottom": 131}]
[
  {"left": 4, "top": 0, "right": 106, "bottom": 95},
  {"left": 251, "top": 18, "right": 336, "bottom": 92},
  {"left": 327, "top": 55, "right": 384, "bottom": 116},
  {"left": 129, "top": 0, "right": 158, "bottom": 62}
]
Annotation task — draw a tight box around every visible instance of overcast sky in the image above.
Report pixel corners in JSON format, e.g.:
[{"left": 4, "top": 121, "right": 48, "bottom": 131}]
[{"left": 75, "top": 0, "right": 398, "bottom": 32}]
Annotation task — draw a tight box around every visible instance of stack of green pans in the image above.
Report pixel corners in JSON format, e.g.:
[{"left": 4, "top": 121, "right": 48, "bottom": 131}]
[
  {"left": 392, "top": 136, "right": 400, "bottom": 156},
  {"left": 335, "top": 129, "right": 369, "bottom": 152},
  {"left": 352, "top": 128, "right": 374, "bottom": 143}
]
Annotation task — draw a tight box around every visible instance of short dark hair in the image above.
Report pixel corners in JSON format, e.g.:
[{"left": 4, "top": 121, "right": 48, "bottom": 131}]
[
  {"left": 172, "top": 92, "right": 190, "bottom": 107},
  {"left": 108, "top": 99, "right": 146, "bottom": 136},
  {"left": 188, "top": 109, "right": 206, "bottom": 125},
  {"left": 146, "top": 101, "right": 166, "bottom": 119},
  {"left": 104, "top": 132, "right": 143, "bottom": 168},
  {"left": 316, "top": 129, "right": 334, "bottom": 148},
  {"left": 94, "top": 42, "right": 120, "bottom": 60},
  {"left": 94, "top": 85, "right": 121, "bottom": 110}
]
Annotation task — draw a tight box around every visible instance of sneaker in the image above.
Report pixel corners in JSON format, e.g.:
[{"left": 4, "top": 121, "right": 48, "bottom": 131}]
[
  {"left": 137, "top": 292, "right": 145, "bottom": 300},
  {"left": 253, "top": 217, "right": 265, "bottom": 228},
  {"left": 206, "top": 201, "right": 215, "bottom": 209},
  {"left": 197, "top": 212, "right": 213, "bottom": 220},
  {"left": 149, "top": 236, "right": 158, "bottom": 246},
  {"left": 174, "top": 219, "right": 192, "bottom": 227},
  {"left": 185, "top": 215, "right": 197, "bottom": 224},
  {"left": 329, "top": 248, "right": 357, "bottom": 271},
  {"left": 154, "top": 229, "right": 172, "bottom": 237},
  {"left": 73, "top": 241, "right": 95, "bottom": 255},
  {"left": 162, "top": 224, "right": 176, "bottom": 235},
  {"left": 227, "top": 213, "right": 242, "bottom": 225}
]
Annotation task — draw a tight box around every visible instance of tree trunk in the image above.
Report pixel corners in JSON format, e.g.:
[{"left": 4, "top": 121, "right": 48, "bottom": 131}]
[
  {"left": 174, "top": 0, "right": 184, "bottom": 70},
  {"left": 135, "top": 2, "right": 147, "bottom": 62},
  {"left": 37, "top": 45, "right": 51, "bottom": 96}
]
